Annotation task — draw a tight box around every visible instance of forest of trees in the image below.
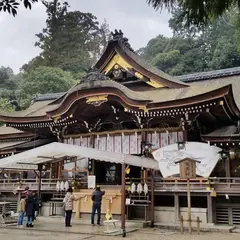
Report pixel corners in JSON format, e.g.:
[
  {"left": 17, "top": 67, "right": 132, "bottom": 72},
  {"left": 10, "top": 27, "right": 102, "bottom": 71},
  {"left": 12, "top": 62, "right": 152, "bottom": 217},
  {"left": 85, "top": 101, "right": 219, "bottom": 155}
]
[
  {"left": 138, "top": 8, "right": 240, "bottom": 75},
  {"left": 1, "top": 1, "right": 240, "bottom": 114},
  {"left": 0, "top": 0, "right": 111, "bottom": 111}
]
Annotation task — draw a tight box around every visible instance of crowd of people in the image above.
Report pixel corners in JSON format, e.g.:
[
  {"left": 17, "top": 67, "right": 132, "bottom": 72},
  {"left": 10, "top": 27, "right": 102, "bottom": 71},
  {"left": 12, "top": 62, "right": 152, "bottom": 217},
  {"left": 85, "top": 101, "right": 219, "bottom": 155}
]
[
  {"left": 17, "top": 185, "right": 105, "bottom": 228},
  {"left": 17, "top": 187, "right": 40, "bottom": 227}
]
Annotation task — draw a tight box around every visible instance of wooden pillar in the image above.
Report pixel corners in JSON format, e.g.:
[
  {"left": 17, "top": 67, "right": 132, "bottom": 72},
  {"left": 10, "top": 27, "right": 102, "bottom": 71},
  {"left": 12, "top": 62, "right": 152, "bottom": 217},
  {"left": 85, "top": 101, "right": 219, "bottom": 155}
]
[
  {"left": 225, "top": 157, "right": 231, "bottom": 179},
  {"left": 212, "top": 197, "right": 216, "bottom": 224},
  {"left": 174, "top": 193, "right": 180, "bottom": 223},
  {"left": 121, "top": 163, "right": 126, "bottom": 237},
  {"left": 143, "top": 170, "right": 148, "bottom": 182},
  {"left": 187, "top": 178, "right": 192, "bottom": 233},
  {"left": 150, "top": 170, "right": 155, "bottom": 227},
  {"left": 183, "top": 130, "right": 188, "bottom": 142},
  {"left": 57, "top": 161, "right": 63, "bottom": 179},
  {"left": 75, "top": 200, "right": 80, "bottom": 219},
  {"left": 37, "top": 165, "right": 42, "bottom": 197},
  {"left": 207, "top": 194, "right": 213, "bottom": 223}
]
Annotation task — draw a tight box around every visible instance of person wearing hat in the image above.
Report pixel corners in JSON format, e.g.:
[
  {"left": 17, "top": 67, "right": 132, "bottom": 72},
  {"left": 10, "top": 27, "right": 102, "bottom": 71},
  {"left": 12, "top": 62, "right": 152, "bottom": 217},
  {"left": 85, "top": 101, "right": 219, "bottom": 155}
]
[{"left": 91, "top": 186, "right": 105, "bottom": 226}]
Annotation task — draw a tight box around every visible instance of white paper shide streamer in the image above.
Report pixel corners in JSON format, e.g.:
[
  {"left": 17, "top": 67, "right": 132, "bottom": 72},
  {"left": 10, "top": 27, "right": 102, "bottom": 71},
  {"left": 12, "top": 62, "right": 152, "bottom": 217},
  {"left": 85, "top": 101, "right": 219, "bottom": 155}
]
[
  {"left": 60, "top": 181, "right": 65, "bottom": 191},
  {"left": 64, "top": 181, "right": 69, "bottom": 191},
  {"left": 143, "top": 183, "right": 148, "bottom": 195},
  {"left": 131, "top": 183, "right": 136, "bottom": 194},
  {"left": 137, "top": 183, "right": 143, "bottom": 195},
  {"left": 56, "top": 181, "right": 60, "bottom": 192}
]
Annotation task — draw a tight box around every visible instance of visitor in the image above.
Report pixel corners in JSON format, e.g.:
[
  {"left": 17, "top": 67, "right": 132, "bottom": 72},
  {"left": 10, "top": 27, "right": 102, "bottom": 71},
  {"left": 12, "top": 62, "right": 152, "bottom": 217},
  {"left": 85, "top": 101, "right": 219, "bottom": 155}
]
[
  {"left": 25, "top": 192, "right": 35, "bottom": 227},
  {"left": 32, "top": 191, "right": 39, "bottom": 222},
  {"left": 63, "top": 187, "right": 80, "bottom": 227},
  {"left": 17, "top": 195, "right": 26, "bottom": 227},
  {"left": 91, "top": 186, "right": 105, "bottom": 226}
]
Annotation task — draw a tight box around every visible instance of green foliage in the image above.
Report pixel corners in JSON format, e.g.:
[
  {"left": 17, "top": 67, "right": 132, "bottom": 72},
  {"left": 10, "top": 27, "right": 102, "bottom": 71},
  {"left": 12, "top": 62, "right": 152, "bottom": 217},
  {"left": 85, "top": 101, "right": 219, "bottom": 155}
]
[
  {"left": 0, "top": 97, "right": 14, "bottom": 126},
  {"left": 0, "top": 0, "right": 38, "bottom": 16},
  {"left": 16, "top": 66, "right": 76, "bottom": 108},
  {"left": 147, "top": 0, "right": 238, "bottom": 26},
  {"left": 0, "top": 66, "right": 19, "bottom": 108},
  {"left": 28, "top": 0, "right": 111, "bottom": 74},
  {"left": 0, "top": 98, "right": 14, "bottom": 113},
  {"left": 139, "top": 8, "right": 240, "bottom": 75}
]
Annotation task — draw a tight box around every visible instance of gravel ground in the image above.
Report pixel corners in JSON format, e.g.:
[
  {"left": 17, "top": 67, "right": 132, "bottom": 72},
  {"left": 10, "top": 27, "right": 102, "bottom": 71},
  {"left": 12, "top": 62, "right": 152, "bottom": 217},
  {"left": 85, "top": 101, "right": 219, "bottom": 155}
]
[{"left": 1, "top": 228, "right": 240, "bottom": 240}]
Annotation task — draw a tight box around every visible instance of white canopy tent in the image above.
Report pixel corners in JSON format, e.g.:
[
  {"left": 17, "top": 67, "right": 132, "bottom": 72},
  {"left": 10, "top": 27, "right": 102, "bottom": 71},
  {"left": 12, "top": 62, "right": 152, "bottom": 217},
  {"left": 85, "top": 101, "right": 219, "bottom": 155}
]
[
  {"left": 0, "top": 142, "right": 158, "bottom": 236},
  {"left": 0, "top": 142, "right": 159, "bottom": 170}
]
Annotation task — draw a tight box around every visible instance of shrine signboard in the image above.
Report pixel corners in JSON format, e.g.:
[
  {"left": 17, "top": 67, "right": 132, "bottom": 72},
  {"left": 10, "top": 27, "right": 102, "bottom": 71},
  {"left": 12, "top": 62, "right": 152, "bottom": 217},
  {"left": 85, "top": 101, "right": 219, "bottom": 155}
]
[{"left": 175, "top": 158, "right": 200, "bottom": 179}]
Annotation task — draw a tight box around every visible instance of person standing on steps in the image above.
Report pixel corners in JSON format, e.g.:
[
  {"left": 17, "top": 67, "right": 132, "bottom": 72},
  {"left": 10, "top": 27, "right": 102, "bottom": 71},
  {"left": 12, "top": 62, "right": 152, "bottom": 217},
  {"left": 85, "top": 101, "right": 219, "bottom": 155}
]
[
  {"left": 91, "top": 186, "right": 105, "bottom": 226},
  {"left": 63, "top": 187, "right": 80, "bottom": 227}
]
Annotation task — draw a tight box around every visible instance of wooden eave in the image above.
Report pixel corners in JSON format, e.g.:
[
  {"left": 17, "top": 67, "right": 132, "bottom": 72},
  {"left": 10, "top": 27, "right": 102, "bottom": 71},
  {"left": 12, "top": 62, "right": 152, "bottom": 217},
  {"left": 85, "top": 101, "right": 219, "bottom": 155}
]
[
  {"left": 0, "top": 132, "right": 35, "bottom": 140},
  {"left": 0, "top": 115, "right": 51, "bottom": 123},
  {"left": 46, "top": 87, "right": 151, "bottom": 118},
  {"left": 0, "top": 84, "right": 239, "bottom": 125},
  {"left": 95, "top": 40, "right": 188, "bottom": 88},
  {"left": 146, "top": 85, "right": 235, "bottom": 111},
  {"left": 201, "top": 136, "right": 240, "bottom": 142}
]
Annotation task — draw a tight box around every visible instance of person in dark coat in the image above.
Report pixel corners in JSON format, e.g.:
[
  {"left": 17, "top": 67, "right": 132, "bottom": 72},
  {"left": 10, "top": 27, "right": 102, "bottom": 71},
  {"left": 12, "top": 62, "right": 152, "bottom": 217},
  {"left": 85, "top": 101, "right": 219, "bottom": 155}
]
[
  {"left": 25, "top": 192, "right": 35, "bottom": 227},
  {"left": 91, "top": 186, "right": 105, "bottom": 225},
  {"left": 32, "top": 191, "right": 39, "bottom": 222}
]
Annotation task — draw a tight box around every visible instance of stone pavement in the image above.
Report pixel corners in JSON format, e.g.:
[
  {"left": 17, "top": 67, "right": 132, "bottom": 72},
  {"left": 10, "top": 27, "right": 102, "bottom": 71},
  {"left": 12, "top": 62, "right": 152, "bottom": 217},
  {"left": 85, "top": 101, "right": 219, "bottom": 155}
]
[
  {"left": 1, "top": 227, "right": 240, "bottom": 240},
  {"left": 6, "top": 216, "right": 141, "bottom": 236}
]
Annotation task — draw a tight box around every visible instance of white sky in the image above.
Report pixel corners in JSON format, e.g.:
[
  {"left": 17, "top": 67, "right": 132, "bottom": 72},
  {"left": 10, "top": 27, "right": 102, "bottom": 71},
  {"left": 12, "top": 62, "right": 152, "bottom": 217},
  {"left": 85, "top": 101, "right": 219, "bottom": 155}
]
[{"left": 0, "top": 0, "right": 172, "bottom": 73}]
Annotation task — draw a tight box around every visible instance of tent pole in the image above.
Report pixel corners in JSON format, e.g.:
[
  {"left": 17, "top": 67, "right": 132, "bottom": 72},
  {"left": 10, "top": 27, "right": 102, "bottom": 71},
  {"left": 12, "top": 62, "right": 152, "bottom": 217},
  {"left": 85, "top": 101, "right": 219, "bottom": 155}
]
[
  {"left": 121, "top": 163, "right": 126, "bottom": 237},
  {"left": 37, "top": 164, "right": 42, "bottom": 197},
  {"left": 150, "top": 170, "right": 155, "bottom": 227}
]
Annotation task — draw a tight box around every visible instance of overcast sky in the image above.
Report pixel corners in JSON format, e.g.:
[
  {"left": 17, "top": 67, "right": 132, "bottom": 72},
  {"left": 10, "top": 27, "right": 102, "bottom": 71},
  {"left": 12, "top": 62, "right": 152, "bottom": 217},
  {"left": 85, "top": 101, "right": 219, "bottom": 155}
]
[{"left": 0, "top": 0, "right": 172, "bottom": 73}]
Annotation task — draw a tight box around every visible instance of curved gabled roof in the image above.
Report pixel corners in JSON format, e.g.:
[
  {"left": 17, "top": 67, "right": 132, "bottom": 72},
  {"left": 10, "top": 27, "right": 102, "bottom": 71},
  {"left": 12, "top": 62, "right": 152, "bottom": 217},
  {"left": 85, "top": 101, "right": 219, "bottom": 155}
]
[{"left": 95, "top": 29, "right": 188, "bottom": 88}]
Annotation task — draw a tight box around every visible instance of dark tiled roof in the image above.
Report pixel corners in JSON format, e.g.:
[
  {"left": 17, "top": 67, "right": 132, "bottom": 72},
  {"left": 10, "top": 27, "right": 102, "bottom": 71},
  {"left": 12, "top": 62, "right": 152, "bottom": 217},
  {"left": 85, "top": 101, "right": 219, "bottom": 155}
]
[
  {"left": 32, "top": 92, "right": 65, "bottom": 102},
  {"left": 201, "top": 125, "right": 238, "bottom": 138},
  {"left": 177, "top": 67, "right": 240, "bottom": 82}
]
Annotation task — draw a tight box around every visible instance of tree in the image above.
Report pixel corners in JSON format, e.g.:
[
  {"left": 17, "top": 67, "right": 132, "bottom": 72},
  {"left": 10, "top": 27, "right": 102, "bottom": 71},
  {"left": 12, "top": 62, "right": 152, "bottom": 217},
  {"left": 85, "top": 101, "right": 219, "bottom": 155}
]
[
  {"left": 31, "top": 0, "right": 110, "bottom": 75},
  {"left": 147, "top": 0, "right": 238, "bottom": 26},
  {"left": 0, "top": 66, "right": 19, "bottom": 108},
  {"left": 0, "top": 98, "right": 14, "bottom": 113},
  {"left": 139, "top": 8, "right": 240, "bottom": 75},
  {"left": 0, "top": 97, "right": 14, "bottom": 126},
  {"left": 0, "top": 0, "right": 38, "bottom": 16},
  {"left": 16, "top": 66, "right": 76, "bottom": 108}
]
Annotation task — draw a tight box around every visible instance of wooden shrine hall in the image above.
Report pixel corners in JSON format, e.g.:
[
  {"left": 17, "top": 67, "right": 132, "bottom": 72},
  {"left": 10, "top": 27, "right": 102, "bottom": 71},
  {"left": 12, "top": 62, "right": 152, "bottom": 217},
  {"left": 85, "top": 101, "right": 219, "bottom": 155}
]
[{"left": 0, "top": 29, "right": 240, "bottom": 228}]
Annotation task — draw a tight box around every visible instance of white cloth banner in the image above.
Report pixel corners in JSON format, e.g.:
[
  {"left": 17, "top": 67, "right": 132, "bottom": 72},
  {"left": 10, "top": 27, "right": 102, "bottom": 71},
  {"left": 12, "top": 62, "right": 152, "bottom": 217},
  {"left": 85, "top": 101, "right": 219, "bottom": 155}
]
[{"left": 152, "top": 142, "right": 221, "bottom": 178}]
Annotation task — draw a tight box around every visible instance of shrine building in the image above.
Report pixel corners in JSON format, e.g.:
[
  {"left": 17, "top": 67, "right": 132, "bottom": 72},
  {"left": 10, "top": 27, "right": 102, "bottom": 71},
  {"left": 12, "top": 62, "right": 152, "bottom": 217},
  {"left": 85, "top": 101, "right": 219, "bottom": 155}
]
[{"left": 0, "top": 30, "right": 240, "bottom": 227}]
